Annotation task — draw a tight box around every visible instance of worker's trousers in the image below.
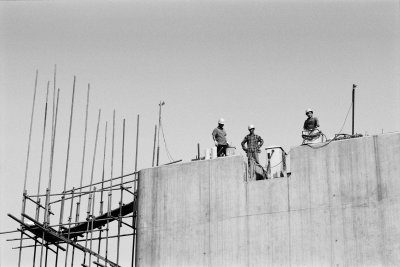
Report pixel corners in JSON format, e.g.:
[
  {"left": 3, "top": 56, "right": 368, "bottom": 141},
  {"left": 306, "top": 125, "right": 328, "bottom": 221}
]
[{"left": 246, "top": 151, "right": 259, "bottom": 164}]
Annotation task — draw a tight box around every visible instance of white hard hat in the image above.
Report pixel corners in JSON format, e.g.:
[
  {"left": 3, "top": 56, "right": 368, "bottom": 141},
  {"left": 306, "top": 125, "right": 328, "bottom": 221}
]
[
  {"left": 248, "top": 124, "right": 255, "bottom": 130},
  {"left": 218, "top": 118, "right": 225, "bottom": 124},
  {"left": 305, "top": 108, "right": 313, "bottom": 114}
]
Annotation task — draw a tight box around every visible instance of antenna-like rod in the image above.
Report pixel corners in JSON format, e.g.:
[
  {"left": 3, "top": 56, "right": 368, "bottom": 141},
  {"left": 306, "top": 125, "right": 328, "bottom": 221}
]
[
  {"left": 156, "top": 101, "right": 165, "bottom": 166},
  {"left": 352, "top": 84, "right": 357, "bottom": 135},
  {"left": 19, "top": 69, "right": 38, "bottom": 267}
]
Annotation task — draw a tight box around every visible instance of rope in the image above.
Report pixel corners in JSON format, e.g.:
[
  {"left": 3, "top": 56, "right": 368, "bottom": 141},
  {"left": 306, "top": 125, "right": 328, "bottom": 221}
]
[
  {"left": 160, "top": 122, "right": 174, "bottom": 162},
  {"left": 303, "top": 102, "right": 353, "bottom": 149}
]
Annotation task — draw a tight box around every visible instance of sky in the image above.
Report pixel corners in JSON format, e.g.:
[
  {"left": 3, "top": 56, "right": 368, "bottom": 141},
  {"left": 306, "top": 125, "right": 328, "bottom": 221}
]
[{"left": 1, "top": 0, "right": 399, "bottom": 266}]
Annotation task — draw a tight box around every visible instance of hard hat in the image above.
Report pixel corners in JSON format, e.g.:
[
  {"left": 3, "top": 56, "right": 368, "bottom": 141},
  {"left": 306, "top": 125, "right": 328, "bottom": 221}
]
[
  {"left": 248, "top": 124, "right": 255, "bottom": 130},
  {"left": 305, "top": 108, "right": 313, "bottom": 114},
  {"left": 218, "top": 118, "right": 225, "bottom": 125}
]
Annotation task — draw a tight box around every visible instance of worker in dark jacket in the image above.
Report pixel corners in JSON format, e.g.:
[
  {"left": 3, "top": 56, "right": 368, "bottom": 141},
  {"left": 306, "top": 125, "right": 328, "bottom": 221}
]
[
  {"left": 212, "top": 118, "right": 228, "bottom": 157},
  {"left": 241, "top": 124, "right": 264, "bottom": 164},
  {"left": 303, "top": 108, "right": 320, "bottom": 131}
]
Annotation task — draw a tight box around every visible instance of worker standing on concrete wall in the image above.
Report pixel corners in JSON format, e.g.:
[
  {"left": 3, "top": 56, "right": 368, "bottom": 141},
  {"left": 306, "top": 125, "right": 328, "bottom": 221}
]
[
  {"left": 303, "top": 108, "right": 320, "bottom": 131},
  {"left": 241, "top": 125, "right": 264, "bottom": 164},
  {"left": 212, "top": 118, "right": 229, "bottom": 157}
]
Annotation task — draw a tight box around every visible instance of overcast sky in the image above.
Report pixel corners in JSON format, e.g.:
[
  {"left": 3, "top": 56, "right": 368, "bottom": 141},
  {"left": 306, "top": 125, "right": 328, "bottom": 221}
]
[{"left": 1, "top": 1, "right": 399, "bottom": 266}]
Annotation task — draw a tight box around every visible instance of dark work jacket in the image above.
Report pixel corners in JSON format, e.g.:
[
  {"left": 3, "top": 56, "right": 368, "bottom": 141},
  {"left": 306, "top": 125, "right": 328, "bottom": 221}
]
[{"left": 303, "top": 117, "right": 320, "bottom": 130}]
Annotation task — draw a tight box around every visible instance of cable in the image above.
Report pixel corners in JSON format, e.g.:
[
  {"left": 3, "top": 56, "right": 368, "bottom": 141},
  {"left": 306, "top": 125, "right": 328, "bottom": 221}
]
[
  {"left": 160, "top": 122, "right": 174, "bottom": 162},
  {"left": 303, "top": 102, "right": 353, "bottom": 149},
  {"left": 338, "top": 102, "right": 353, "bottom": 134}
]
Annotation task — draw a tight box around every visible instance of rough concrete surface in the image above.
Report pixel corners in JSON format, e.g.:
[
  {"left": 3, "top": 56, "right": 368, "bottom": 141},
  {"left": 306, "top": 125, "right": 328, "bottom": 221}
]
[{"left": 136, "top": 132, "right": 400, "bottom": 267}]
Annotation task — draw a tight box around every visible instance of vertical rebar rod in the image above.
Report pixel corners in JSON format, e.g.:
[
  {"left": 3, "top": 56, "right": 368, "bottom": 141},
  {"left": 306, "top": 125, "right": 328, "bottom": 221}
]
[
  {"left": 33, "top": 81, "right": 49, "bottom": 267},
  {"left": 82, "top": 192, "right": 93, "bottom": 266},
  {"left": 36, "top": 82, "right": 50, "bottom": 203},
  {"left": 72, "top": 84, "right": 90, "bottom": 267},
  {"left": 97, "top": 122, "right": 108, "bottom": 260},
  {"left": 18, "top": 69, "right": 38, "bottom": 267},
  {"left": 22, "top": 69, "right": 38, "bottom": 195},
  {"left": 131, "top": 115, "right": 140, "bottom": 267},
  {"left": 110, "top": 110, "right": 116, "bottom": 206},
  {"left": 197, "top": 143, "right": 200, "bottom": 160},
  {"left": 64, "top": 188, "right": 75, "bottom": 267},
  {"left": 156, "top": 102, "right": 163, "bottom": 166},
  {"left": 43, "top": 88, "right": 60, "bottom": 265},
  {"left": 89, "top": 109, "right": 101, "bottom": 191},
  {"left": 152, "top": 125, "right": 157, "bottom": 167},
  {"left": 116, "top": 119, "right": 125, "bottom": 266},
  {"left": 352, "top": 84, "right": 356, "bottom": 135},
  {"left": 104, "top": 189, "right": 112, "bottom": 267},
  {"left": 134, "top": 115, "right": 139, "bottom": 175},
  {"left": 54, "top": 76, "right": 76, "bottom": 267},
  {"left": 40, "top": 191, "right": 47, "bottom": 267},
  {"left": 88, "top": 187, "right": 96, "bottom": 267},
  {"left": 44, "top": 88, "right": 60, "bottom": 226},
  {"left": 52, "top": 65, "right": 57, "bottom": 137},
  {"left": 105, "top": 111, "right": 116, "bottom": 267},
  {"left": 60, "top": 76, "right": 76, "bottom": 227},
  {"left": 44, "top": 243, "right": 49, "bottom": 267},
  {"left": 81, "top": 108, "right": 101, "bottom": 266},
  {"left": 77, "top": 84, "right": 90, "bottom": 221}
]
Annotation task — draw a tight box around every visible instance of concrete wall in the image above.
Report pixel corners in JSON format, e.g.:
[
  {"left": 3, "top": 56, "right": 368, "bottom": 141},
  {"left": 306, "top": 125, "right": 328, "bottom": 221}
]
[{"left": 136, "top": 132, "right": 400, "bottom": 267}]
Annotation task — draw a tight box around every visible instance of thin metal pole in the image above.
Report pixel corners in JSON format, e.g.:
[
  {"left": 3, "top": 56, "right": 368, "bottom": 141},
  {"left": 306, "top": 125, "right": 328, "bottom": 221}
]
[
  {"left": 82, "top": 191, "right": 93, "bottom": 266},
  {"left": 110, "top": 110, "right": 116, "bottom": 205},
  {"left": 36, "top": 82, "right": 50, "bottom": 205},
  {"left": 45, "top": 242, "right": 49, "bottom": 267},
  {"left": 22, "top": 69, "right": 38, "bottom": 194},
  {"left": 89, "top": 109, "right": 101, "bottom": 191},
  {"left": 19, "top": 69, "right": 38, "bottom": 267},
  {"left": 60, "top": 76, "right": 76, "bottom": 226},
  {"left": 134, "top": 115, "right": 139, "bottom": 179},
  {"left": 33, "top": 81, "right": 49, "bottom": 267},
  {"left": 105, "top": 111, "right": 116, "bottom": 267},
  {"left": 82, "top": 108, "right": 101, "bottom": 266},
  {"left": 76, "top": 84, "right": 90, "bottom": 222},
  {"left": 88, "top": 187, "right": 96, "bottom": 267},
  {"left": 152, "top": 125, "right": 157, "bottom": 167},
  {"left": 52, "top": 65, "right": 57, "bottom": 137},
  {"left": 97, "top": 122, "right": 108, "bottom": 260},
  {"left": 116, "top": 119, "right": 125, "bottom": 266},
  {"left": 156, "top": 101, "right": 164, "bottom": 166},
  {"left": 105, "top": 187, "right": 112, "bottom": 267},
  {"left": 131, "top": 114, "right": 139, "bottom": 267},
  {"left": 72, "top": 84, "right": 89, "bottom": 267},
  {"left": 43, "top": 88, "right": 59, "bottom": 266},
  {"left": 352, "top": 84, "right": 356, "bottom": 135},
  {"left": 197, "top": 143, "right": 200, "bottom": 160},
  {"left": 55, "top": 76, "right": 76, "bottom": 267},
  {"left": 44, "top": 88, "right": 60, "bottom": 226},
  {"left": 64, "top": 188, "right": 75, "bottom": 267}
]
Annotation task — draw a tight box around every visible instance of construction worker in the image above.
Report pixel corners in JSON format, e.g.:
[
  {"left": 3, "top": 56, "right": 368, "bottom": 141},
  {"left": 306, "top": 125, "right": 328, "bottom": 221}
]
[
  {"left": 241, "top": 125, "right": 264, "bottom": 164},
  {"left": 212, "top": 118, "right": 228, "bottom": 157},
  {"left": 303, "top": 108, "right": 320, "bottom": 131}
]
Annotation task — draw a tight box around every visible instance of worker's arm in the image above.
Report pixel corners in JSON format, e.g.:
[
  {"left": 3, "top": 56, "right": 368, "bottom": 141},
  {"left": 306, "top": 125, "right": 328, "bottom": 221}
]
[
  {"left": 258, "top": 136, "right": 264, "bottom": 148},
  {"left": 241, "top": 136, "right": 248, "bottom": 151},
  {"left": 315, "top": 117, "right": 320, "bottom": 128},
  {"left": 212, "top": 129, "right": 218, "bottom": 146}
]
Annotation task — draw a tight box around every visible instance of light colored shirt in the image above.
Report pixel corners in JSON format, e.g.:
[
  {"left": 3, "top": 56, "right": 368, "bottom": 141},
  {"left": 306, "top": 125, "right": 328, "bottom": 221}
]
[{"left": 212, "top": 127, "right": 227, "bottom": 145}]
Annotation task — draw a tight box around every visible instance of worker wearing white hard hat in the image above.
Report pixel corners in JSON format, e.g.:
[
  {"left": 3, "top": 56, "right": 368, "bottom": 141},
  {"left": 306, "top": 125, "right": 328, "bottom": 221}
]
[
  {"left": 212, "top": 118, "right": 229, "bottom": 157},
  {"left": 303, "top": 108, "right": 319, "bottom": 131},
  {"left": 241, "top": 124, "right": 264, "bottom": 166}
]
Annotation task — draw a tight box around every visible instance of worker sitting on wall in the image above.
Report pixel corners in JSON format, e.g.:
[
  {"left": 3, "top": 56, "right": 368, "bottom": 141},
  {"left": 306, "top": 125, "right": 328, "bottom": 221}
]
[
  {"left": 302, "top": 108, "right": 321, "bottom": 143},
  {"left": 212, "top": 118, "right": 229, "bottom": 157},
  {"left": 241, "top": 125, "right": 264, "bottom": 172}
]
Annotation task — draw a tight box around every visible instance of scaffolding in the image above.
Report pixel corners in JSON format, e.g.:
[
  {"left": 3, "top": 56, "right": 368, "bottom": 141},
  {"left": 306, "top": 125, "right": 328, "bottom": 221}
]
[{"left": 2, "top": 68, "right": 140, "bottom": 267}]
